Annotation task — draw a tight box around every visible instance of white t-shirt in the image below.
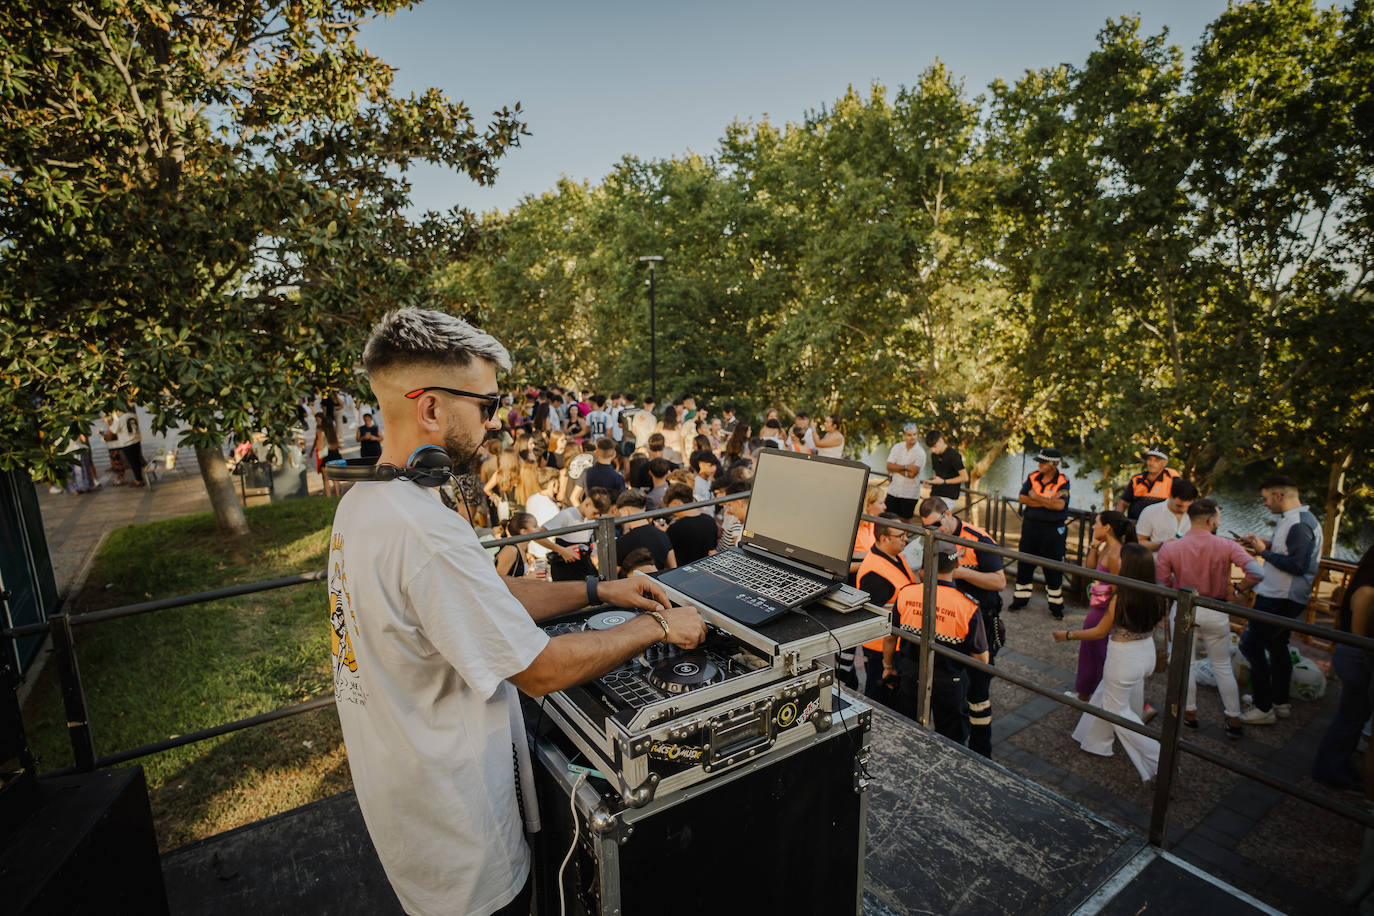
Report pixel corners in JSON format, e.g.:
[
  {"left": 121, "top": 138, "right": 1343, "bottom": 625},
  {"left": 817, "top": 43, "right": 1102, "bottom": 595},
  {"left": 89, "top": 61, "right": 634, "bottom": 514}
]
[
  {"left": 112, "top": 411, "right": 141, "bottom": 448},
  {"left": 329, "top": 482, "right": 549, "bottom": 916},
  {"left": 886, "top": 441, "right": 925, "bottom": 499},
  {"left": 631, "top": 409, "right": 657, "bottom": 445},
  {"left": 1137, "top": 500, "right": 1190, "bottom": 545},
  {"left": 586, "top": 409, "right": 611, "bottom": 440},
  {"left": 547, "top": 505, "right": 593, "bottom": 544},
  {"left": 525, "top": 492, "right": 560, "bottom": 559}
]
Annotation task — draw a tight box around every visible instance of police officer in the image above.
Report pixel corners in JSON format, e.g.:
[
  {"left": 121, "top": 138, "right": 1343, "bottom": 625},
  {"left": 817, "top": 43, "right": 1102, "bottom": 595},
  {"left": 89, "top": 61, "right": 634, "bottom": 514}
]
[
  {"left": 885, "top": 549, "right": 989, "bottom": 744},
  {"left": 1010, "top": 448, "right": 1071, "bottom": 619},
  {"left": 1117, "top": 445, "right": 1180, "bottom": 521},
  {"left": 919, "top": 496, "right": 1006, "bottom": 758}
]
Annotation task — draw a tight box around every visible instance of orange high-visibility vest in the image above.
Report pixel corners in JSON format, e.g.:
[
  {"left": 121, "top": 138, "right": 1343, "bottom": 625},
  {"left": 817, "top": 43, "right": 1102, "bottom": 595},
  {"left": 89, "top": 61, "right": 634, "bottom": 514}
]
[
  {"left": 1130, "top": 467, "right": 1180, "bottom": 502},
  {"left": 1027, "top": 470, "right": 1069, "bottom": 501},
  {"left": 857, "top": 549, "right": 914, "bottom": 652},
  {"left": 852, "top": 521, "right": 875, "bottom": 557},
  {"left": 893, "top": 580, "right": 980, "bottom": 650},
  {"left": 951, "top": 519, "right": 996, "bottom": 571}
]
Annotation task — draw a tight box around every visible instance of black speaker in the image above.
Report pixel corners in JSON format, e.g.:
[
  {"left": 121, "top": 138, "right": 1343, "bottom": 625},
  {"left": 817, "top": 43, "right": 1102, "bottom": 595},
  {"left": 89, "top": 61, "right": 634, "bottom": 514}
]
[{"left": 0, "top": 766, "right": 169, "bottom": 915}]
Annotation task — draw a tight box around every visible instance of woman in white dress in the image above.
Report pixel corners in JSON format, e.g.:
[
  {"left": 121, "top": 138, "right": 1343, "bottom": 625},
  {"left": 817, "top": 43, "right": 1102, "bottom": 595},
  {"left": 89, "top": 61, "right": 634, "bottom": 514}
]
[
  {"left": 815, "top": 414, "right": 845, "bottom": 457},
  {"left": 1069, "top": 543, "right": 1167, "bottom": 784}
]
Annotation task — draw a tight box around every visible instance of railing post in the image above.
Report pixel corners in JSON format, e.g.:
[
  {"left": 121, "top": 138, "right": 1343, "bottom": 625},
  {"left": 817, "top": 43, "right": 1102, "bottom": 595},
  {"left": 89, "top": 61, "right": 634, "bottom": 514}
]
[
  {"left": 596, "top": 516, "right": 618, "bottom": 581},
  {"left": 915, "top": 528, "right": 940, "bottom": 730},
  {"left": 51, "top": 614, "right": 97, "bottom": 772},
  {"left": 1149, "top": 586, "right": 1196, "bottom": 846}
]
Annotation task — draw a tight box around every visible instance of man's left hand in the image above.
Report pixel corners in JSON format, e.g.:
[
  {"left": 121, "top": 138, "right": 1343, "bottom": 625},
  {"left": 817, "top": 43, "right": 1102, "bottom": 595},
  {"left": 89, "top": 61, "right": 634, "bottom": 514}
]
[{"left": 597, "top": 576, "right": 673, "bottom": 614}]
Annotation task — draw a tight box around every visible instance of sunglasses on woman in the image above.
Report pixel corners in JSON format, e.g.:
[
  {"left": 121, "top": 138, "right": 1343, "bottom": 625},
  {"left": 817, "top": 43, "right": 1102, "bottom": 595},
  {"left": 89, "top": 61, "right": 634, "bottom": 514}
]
[{"left": 405, "top": 387, "right": 502, "bottom": 422}]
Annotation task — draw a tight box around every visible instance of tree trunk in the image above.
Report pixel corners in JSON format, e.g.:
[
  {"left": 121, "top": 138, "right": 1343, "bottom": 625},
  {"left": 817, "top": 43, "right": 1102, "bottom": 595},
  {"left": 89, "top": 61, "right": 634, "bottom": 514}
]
[
  {"left": 1322, "top": 445, "right": 1354, "bottom": 562},
  {"left": 1100, "top": 466, "right": 1116, "bottom": 514},
  {"left": 196, "top": 444, "right": 249, "bottom": 535},
  {"left": 968, "top": 435, "right": 1012, "bottom": 491}
]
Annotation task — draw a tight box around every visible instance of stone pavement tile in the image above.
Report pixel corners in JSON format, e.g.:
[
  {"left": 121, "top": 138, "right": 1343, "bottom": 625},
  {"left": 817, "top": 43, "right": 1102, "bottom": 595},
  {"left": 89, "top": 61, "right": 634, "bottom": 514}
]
[
  {"left": 1235, "top": 785, "right": 1363, "bottom": 906},
  {"left": 1002, "top": 702, "right": 1244, "bottom": 832},
  {"left": 1201, "top": 806, "right": 1260, "bottom": 843},
  {"left": 991, "top": 712, "right": 1033, "bottom": 744}
]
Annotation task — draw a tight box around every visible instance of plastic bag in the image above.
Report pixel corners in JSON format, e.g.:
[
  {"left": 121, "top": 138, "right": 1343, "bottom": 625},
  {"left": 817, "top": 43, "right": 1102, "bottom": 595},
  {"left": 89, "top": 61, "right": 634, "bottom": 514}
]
[
  {"left": 1193, "top": 658, "right": 1217, "bottom": 687},
  {"left": 1230, "top": 642, "right": 1326, "bottom": 701},
  {"left": 1290, "top": 653, "right": 1327, "bottom": 701}
]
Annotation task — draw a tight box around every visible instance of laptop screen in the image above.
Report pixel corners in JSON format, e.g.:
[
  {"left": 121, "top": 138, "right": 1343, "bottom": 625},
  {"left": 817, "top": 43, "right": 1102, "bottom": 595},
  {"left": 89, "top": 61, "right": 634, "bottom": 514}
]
[{"left": 740, "top": 449, "right": 871, "bottom": 578}]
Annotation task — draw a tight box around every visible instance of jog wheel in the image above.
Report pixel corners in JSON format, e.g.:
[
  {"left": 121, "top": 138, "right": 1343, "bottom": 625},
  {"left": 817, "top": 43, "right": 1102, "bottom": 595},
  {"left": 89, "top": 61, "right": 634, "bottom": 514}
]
[
  {"left": 648, "top": 652, "right": 722, "bottom": 694},
  {"left": 584, "top": 609, "right": 639, "bottom": 631}
]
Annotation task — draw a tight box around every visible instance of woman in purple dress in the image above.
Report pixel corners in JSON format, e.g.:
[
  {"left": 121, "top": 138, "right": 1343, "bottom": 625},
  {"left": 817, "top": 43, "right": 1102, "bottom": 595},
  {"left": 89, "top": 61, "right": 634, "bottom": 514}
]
[{"left": 1056, "top": 511, "right": 1136, "bottom": 700}]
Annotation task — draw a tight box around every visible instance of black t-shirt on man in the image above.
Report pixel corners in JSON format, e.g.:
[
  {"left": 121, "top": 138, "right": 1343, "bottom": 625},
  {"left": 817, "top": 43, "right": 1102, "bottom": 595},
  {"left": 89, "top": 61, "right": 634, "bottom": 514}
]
[
  {"left": 929, "top": 447, "right": 964, "bottom": 500},
  {"left": 616, "top": 524, "right": 673, "bottom": 570},
  {"left": 668, "top": 514, "right": 718, "bottom": 565}
]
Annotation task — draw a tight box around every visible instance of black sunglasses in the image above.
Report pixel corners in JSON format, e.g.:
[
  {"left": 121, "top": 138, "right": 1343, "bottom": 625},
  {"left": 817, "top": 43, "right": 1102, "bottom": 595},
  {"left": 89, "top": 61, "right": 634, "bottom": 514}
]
[{"left": 405, "top": 387, "right": 501, "bottom": 422}]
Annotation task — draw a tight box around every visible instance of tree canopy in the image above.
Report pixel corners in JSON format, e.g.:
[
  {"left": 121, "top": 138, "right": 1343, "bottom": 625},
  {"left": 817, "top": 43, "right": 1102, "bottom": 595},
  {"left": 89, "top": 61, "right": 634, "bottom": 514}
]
[
  {"left": 3, "top": 0, "right": 1368, "bottom": 544},
  {"left": 0, "top": 0, "right": 524, "bottom": 531},
  {"left": 440, "top": 0, "right": 1371, "bottom": 541}
]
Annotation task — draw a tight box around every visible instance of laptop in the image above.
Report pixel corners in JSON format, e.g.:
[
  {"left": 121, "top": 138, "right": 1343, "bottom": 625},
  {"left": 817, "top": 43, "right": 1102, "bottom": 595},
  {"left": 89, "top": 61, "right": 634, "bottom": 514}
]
[{"left": 655, "top": 448, "right": 870, "bottom": 626}]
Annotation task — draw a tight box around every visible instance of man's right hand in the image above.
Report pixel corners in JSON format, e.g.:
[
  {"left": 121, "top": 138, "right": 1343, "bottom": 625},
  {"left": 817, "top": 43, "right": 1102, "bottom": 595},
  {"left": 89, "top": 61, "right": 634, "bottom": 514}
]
[{"left": 659, "top": 605, "right": 707, "bottom": 649}]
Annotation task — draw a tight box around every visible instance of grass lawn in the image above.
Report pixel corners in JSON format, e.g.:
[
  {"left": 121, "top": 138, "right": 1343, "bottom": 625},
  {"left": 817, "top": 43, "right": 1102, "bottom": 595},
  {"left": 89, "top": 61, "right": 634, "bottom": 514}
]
[{"left": 22, "top": 497, "right": 353, "bottom": 851}]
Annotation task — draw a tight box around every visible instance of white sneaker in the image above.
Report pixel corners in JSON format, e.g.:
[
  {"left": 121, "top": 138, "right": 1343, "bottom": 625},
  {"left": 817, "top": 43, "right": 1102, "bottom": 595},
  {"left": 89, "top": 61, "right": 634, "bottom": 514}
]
[
  {"left": 48, "top": 485, "right": 63, "bottom": 494},
  {"left": 1242, "top": 694, "right": 1291, "bottom": 720},
  {"left": 1241, "top": 706, "right": 1277, "bottom": 725}
]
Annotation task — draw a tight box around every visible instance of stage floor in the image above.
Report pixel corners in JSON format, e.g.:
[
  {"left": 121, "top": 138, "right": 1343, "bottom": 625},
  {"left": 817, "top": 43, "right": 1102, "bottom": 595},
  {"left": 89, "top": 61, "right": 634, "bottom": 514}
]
[{"left": 160, "top": 700, "right": 1277, "bottom": 915}]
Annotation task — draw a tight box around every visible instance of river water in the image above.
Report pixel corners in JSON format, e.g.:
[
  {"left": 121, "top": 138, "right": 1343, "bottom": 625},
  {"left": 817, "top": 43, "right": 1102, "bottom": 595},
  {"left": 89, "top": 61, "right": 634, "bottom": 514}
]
[{"left": 860, "top": 444, "right": 1368, "bottom": 562}]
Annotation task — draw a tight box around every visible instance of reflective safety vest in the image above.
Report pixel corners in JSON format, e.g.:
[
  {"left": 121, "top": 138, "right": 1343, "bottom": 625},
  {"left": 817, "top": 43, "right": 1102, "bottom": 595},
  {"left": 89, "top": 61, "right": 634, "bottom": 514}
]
[
  {"left": 857, "top": 549, "right": 915, "bottom": 652},
  {"left": 1027, "top": 470, "right": 1068, "bottom": 501},
  {"left": 1130, "top": 467, "right": 1179, "bottom": 502},
  {"left": 951, "top": 519, "right": 996, "bottom": 572},
  {"left": 852, "top": 521, "right": 875, "bottom": 558},
  {"left": 1024, "top": 470, "right": 1069, "bottom": 524},
  {"left": 893, "top": 581, "right": 980, "bottom": 661}
]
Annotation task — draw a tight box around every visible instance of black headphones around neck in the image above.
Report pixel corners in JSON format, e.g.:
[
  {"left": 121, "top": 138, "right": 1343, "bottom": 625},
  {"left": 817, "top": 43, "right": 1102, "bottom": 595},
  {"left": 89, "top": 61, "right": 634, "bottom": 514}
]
[{"left": 324, "top": 445, "right": 454, "bottom": 488}]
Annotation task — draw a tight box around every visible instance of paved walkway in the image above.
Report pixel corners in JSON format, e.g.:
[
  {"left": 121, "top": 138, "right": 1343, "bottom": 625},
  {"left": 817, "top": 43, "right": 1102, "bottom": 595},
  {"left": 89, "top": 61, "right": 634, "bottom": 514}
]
[
  {"left": 32, "top": 480, "right": 1364, "bottom": 914},
  {"left": 897, "top": 590, "right": 1357, "bottom": 915},
  {"left": 37, "top": 458, "right": 213, "bottom": 602}
]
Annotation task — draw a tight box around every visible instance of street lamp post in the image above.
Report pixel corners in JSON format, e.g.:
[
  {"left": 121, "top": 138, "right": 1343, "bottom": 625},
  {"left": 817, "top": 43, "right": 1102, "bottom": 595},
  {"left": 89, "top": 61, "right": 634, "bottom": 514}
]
[{"left": 638, "top": 255, "right": 663, "bottom": 402}]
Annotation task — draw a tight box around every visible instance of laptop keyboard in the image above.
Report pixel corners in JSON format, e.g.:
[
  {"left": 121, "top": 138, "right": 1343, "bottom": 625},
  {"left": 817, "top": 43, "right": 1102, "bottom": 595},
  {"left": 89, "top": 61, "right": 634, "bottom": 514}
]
[{"left": 695, "top": 551, "right": 824, "bottom": 605}]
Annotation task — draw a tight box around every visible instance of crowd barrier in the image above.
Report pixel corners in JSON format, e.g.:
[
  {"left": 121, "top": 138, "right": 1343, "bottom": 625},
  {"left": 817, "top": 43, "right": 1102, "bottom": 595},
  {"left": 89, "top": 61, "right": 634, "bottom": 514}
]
[{"left": 5, "top": 487, "right": 1369, "bottom": 852}]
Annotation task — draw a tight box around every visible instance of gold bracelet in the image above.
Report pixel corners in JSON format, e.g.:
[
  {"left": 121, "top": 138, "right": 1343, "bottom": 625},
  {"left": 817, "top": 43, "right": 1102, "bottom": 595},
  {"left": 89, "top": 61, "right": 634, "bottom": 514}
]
[{"left": 648, "top": 610, "right": 670, "bottom": 643}]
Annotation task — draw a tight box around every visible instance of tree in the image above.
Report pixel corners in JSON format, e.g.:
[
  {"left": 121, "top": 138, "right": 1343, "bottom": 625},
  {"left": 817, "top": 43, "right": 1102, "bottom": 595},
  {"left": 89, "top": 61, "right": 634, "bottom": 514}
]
[
  {"left": 986, "top": 5, "right": 1371, "bottom": 523},
  {"left": 0, "top": 1, "right": 524, "bottom": 533}
]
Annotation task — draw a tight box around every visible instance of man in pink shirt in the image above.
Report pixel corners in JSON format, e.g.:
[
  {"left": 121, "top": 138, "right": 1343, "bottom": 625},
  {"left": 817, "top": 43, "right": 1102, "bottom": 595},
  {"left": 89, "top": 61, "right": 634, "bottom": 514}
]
[{"left": 1156, "top": 499, "right": 1264, "bottom": 738}]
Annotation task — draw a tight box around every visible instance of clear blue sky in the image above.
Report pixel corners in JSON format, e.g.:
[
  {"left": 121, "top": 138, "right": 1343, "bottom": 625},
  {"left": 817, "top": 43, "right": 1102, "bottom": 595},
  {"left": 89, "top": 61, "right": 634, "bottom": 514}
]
[{"left": 359, "top": 0, "right": 1231, "bottom": 216}]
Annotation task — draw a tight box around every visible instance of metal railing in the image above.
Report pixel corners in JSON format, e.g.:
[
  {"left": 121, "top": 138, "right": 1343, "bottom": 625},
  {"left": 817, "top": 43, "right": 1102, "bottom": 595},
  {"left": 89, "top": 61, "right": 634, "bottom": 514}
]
[
  {"left": 6, "top": 490, "right": 1371, "bottom": 853},
  {"left": 884, "top": 515, "right": 1374, "bottom": 844}
]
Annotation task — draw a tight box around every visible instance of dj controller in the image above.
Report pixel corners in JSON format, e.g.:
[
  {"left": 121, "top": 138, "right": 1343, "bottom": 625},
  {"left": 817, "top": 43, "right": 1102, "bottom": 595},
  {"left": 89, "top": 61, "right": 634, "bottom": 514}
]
[
  {"left": 529, "top": 593, "right": 888, "bottom": 915},
  {"left": 533, "top": 590, "right": 888, "bottom": 806}
]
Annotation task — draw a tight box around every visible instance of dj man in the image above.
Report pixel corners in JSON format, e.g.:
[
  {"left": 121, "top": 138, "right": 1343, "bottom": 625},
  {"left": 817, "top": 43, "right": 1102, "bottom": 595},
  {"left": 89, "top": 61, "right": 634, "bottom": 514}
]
[{"left": 328, "top": 309, "right": 706, "bottom": 916}]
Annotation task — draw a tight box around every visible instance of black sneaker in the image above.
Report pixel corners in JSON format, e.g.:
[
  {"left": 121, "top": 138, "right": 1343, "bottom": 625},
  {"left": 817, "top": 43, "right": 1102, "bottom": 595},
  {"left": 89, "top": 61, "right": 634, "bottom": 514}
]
[
  {"left": 1050, "top": 607, "right": 1064, "bottom": 620},
  {"left": 1225, "top": 722, "right": 1243, "bottom": 740},
  {"left": 1009, "top": 600, "right": 1028, "bottom": 611}
]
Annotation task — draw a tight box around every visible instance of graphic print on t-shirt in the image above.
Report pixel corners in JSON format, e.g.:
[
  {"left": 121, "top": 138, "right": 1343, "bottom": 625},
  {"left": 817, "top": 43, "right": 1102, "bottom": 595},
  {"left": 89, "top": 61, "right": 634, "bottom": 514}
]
[{"left": 329, "top": 535, "right": 367, "bottom": 705}]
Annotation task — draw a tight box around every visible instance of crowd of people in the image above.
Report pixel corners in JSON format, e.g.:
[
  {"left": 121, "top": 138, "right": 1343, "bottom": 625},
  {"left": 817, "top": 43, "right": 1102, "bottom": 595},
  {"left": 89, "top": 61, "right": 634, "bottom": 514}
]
[
  {"left": 317, "top": 308, "right": 1374, "bottom": 916},
  {"left": 851, "top": 441, "right": 1367, "bottom": 803},
  {"left": 419, "top": 388, "right": 846, "bottom": 584},
  {"left": 418, "top": 389, "right": 1358, "bottom": 794}
]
